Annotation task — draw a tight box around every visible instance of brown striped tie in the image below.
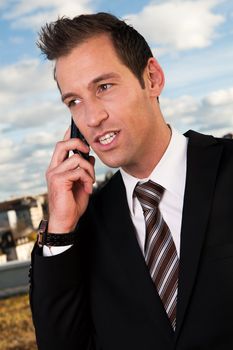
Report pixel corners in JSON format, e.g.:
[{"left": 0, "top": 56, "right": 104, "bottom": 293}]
[{"left": 134, "top": 180, "right": 179, "bottom": 330}]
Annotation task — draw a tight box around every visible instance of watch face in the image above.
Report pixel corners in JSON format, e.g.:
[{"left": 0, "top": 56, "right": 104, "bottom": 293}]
[
  {"left": 39, "top": 220, "right": 48, "bottom": 232},
  {"left": 37, "top": 220, "right": 48, "bottom": 247},
  {"left": 37, "top": 220, "right": 76, "bottom": 247}
]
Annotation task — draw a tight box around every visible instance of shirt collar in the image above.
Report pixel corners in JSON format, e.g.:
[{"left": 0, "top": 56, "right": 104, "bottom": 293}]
[{"left": 120, "top": 127, "right": 188, "bottom": 215}]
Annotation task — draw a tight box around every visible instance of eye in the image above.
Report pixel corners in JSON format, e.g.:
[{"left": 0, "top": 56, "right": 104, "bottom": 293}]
[
  {"left": 68, "top": 98, "right": 81, "bottom": 108},
  {"left": 98, "top": 83, "right": 112, "bottom": 93}
]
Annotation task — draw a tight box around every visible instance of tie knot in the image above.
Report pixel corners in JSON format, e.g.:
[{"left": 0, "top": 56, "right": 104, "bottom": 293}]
[{"left": 134, "top": 180, "right": 165, "bottom": 212}]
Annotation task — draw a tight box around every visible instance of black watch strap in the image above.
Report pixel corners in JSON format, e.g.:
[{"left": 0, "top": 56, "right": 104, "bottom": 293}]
[{"left": 37, "top": 220, "right": 78, "bottom": 247}]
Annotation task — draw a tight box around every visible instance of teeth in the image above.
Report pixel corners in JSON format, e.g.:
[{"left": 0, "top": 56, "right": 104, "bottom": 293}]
[{"left": 99, "top": 132, "right": 117, "bottom": 145}]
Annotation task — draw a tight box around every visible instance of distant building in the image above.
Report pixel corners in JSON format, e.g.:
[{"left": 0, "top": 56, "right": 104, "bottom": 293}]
[
  {"left": 0, "top": 194, "right": 47, "bottom": 262},
  {"left": 223, "top": 133, "right": 233, "bottom": 139}
]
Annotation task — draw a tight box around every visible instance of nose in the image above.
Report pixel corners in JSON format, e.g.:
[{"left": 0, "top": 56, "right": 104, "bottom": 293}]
[{"left": 85, "top": 98, "right": 108, "bottom": 127}]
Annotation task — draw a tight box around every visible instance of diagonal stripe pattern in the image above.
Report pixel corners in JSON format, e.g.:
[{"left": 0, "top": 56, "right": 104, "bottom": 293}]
[{"left": 134, "top": 180, "right": 179, "bottom": 330}]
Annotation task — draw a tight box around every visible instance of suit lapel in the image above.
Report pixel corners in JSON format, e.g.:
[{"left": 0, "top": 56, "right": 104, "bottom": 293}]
[
  {"left": 175, "top": 131, "right": 223, "bottom": 338},
  {"left": 100, "top": 172, "right": 175, "bottom": 343}
]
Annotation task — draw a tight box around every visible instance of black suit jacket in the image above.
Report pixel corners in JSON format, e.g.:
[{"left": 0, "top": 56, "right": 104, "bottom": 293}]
[{"left": 30, "top": 131, "right": 233, "bottom": 350}]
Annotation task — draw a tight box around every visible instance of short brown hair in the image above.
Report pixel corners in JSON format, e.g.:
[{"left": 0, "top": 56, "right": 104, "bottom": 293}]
[{"left": 37, "top": 12, "right": 153, "bottom": 88}]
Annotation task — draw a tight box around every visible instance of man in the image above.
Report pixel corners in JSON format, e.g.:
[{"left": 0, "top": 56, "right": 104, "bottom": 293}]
[{"left": 30, "top": 12, "right": 233, "bottom": 350}]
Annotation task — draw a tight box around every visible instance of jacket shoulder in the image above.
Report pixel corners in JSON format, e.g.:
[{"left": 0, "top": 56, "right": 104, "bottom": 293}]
[
  {"left": 92, "top": 170, "right": 124, "bottom": 203},
  {"left": 185, "top": 129, "right": 233, "bottom": 149}
]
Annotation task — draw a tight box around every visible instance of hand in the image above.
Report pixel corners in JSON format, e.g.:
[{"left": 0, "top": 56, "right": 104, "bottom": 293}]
[{"left": 46, "top": 128, "right": 95, "bottom": 233}]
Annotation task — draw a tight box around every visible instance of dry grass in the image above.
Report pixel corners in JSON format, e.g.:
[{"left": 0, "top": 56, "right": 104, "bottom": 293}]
[{"left": 0, "top": 294, "right": 37, "bottom": 350}]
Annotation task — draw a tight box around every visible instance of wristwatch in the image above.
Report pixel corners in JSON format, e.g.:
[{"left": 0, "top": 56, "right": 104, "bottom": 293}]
[{"left": 37, "top": 219, "right": 78, "bottom": 247}]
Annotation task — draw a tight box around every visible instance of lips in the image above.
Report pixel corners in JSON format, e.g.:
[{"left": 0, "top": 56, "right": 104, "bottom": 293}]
[{"left": 98, "top": 131, "right": 118, "bottom": 145}]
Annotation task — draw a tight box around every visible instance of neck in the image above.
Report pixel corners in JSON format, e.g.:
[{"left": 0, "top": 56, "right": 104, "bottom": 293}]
[{"left": 122, "top": 124, "right": 172, "bottom": 179}]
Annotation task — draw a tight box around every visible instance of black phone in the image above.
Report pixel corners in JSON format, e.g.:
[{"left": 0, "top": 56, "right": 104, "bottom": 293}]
[{"left": 71, "top": 118, "right": 90, "bottom": 161}]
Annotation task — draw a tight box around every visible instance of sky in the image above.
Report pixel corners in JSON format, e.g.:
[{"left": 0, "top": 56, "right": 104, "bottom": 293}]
[{"left": 0, "top": 0, "right": 232, "bottom": 202}]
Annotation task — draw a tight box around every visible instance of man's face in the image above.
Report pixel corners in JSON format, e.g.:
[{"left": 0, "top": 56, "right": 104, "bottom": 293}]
[{"left": 56, "top": 35, "right": 160, "bottom": 175}]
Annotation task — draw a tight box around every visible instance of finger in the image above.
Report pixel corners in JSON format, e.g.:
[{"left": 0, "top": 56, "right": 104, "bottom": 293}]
[
  {"left": 73, "top": 168, "right": 94, "bottom": 194},
  {"left": 87, "top": 156, "right": 96, "bottom": 182},
  {"left": 49, "top": 153, "right": 80, "bottom": 175},
  {"left": 63, "top": 126, "right": 71, "bottom": 141},
  {"left": 81, "top": 155, "right": 95, "bottom": 182},
  {"left": 54, "top": 167, "right": 94, "bottom": 194},
  {"left": 49, "top": 138, "right": 90, "bottom": 169},
  {"left": 48, "top": 153, "right": 95, "bottom": 183},
  {"left": 89, "top": 155, "right": 95, "bottom": 167},
  {"left": 62, "top": 153, "right": 95, "bottom": 183},
  {"left": 74, "top": 167, "right": 94, "bottom": 194},
  {"left": 48, "top": 127, "right": 71, "bottom": 169}
]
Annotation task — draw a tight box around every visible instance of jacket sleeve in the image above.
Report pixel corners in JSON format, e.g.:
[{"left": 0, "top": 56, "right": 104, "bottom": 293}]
[{"left": 29, "top": 214, "right": 94, "bottom": 350}]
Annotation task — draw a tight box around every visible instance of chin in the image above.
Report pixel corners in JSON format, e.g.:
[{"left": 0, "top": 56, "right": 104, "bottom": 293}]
[{"left": 99, "top": 155, "right": 126, "bottom": 169}]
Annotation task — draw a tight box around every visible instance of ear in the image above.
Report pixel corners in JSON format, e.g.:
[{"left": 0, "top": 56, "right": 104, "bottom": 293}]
[{"left": 144, "top": 57, "right": 165, "bottom": 97}]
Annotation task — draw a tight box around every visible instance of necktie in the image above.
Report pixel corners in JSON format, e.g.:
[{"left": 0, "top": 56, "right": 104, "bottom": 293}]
[{"left": 134, "top": 180, "right": 179, "bottom": 330}]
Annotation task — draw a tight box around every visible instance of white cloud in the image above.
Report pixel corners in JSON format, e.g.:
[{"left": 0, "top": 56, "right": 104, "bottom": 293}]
[
  {"left": 160, "top": 38, "right": 233, "bottom": 98},
  {"left": 24, "top": 131, "right": 58, "bottom": 145},
  {"left": 5, "top": 102, "right": 66, "bottom": 128},
  {"left": 161, "top": 86, "right": 233, "bottom": 135},
  {"left": 203, "top": 87, "right": 233, "bottom": 106},
  {"left": 125, "top": 0, "right": 225, "bottom": 51},
  {"left": 2, "top": 0, "right": 93, "bottom": 30},
  {"left": 0, "top": 137, "right": 16, "bottom": 164},
  {"left": 0, "top": 161, "right": 47, "bottom": 201},
  {"left": 0, "top": 58, "right": 70, "bottom": 128},
  {"left": 162, "top": 95, "right": 198, "bottom": 119},
  {"left": 0, "top": 59, "right": 54, "bottom": 94},
  {"left": 0, "top": 131, "right": 51, "bottom": 201}
]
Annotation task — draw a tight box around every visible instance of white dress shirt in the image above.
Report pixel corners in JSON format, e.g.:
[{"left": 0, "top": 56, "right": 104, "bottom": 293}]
[
  {"left": 120, "top": 127, "right": 188, "bottom": 257},
  {"left": 44, "top": 127, "right": 188, "bottom": 257}
]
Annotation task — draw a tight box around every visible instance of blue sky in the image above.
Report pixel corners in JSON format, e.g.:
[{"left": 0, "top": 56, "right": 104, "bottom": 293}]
[{"left": 0, "top": 0, "right": 233, "bottom": 201}]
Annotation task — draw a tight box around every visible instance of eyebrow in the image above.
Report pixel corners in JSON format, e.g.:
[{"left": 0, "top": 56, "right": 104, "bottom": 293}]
[
  {"left": 61, "top": 72, "right": 120, "bottom": 102},
  {"left": 88, "top": 72, "right": 120, "bottom": 88},
  {"left": 61, "top": 92, "right": 80, "bottom": 103}
]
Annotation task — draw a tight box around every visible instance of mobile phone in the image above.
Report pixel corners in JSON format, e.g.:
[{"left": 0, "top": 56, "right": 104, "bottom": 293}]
[{"left": 70, "top": 118, "right": 90, "bottom": 161}]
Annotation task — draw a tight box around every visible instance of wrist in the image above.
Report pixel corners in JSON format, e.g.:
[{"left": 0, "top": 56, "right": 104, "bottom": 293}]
[
  {"left": 37, "top": 220, "right": 78, "bottom": 247},
  {"left": 48, "top": 218, "right": 78, "bottom": 233}
]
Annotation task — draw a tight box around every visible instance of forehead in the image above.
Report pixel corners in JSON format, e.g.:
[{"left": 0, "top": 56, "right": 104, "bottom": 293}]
[{"left": 55, "top": 34, "right": 127, "bottom": 82}]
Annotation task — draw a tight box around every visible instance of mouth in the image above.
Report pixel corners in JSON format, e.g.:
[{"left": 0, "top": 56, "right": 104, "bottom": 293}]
[{"left": 97, "top": 131, "right": 119, "bottom": 145}]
